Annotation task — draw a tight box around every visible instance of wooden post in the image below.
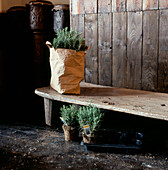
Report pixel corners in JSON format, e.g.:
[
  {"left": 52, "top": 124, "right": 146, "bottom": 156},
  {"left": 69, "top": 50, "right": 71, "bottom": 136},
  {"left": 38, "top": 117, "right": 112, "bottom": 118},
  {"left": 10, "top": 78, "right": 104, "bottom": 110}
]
[{"left": 44, "top": 98, "right": 53, "bottom": 126}]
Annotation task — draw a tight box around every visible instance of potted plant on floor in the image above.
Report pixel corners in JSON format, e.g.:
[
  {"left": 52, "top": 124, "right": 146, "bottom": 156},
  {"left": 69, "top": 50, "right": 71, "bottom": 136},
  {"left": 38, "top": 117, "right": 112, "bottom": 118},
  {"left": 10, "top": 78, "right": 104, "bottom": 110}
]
[
  {"left": 77, "top": 104, "right": 104, "bottom": 144},
  {"left": 60, "top": 105, "right": 79, "bottom": 141},
  {"left": 46, "top": 27, "right": 89, "bottom": 94}
]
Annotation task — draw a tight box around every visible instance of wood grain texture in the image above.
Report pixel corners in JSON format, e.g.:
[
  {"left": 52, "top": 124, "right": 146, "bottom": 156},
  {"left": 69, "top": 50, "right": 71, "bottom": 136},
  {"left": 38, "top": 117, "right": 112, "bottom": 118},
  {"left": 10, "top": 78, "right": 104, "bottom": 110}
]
[
  {"left": 44, "top": 98, "right": 52, "bottom": 126},
  {"left": 71, "top": 14, "right": 85, "bottom": 37},
  {"left": 112, "top": 0, "right": 126, "bottom": 12},
  {"left": 84, "top": 0, "right": 97, "bottom": 14},
  {"left": 127, "top": 12, "right": 142, "bottom": 89},
  {"left": 113, "top": 12, "right": 127, "bottom": 88},
  {"left": 127, "top": 0, "right": 142, "bottom": 11},
  {"left": 69, "top": 0, "right": 168, "bottom": 92},
  {"left": 142, "top": 11, "right": 158, "bottom": 91},
  {"left": 143, "top": 0, "right": 158, "bottom": 10},
  {"left": 71, "top": 0, "right": 84, "bottom": 15},
  {"left": 85, "top": 14, "right": 98, "bottom": 84},
  {"left": 98, "top": 0, "right": 111, "bottom": 13},
  {"left": 36, "top": 82, "right": 168, "bottom": 122},
  {"left": 98, "top": 13, "right": 112, "bottom": 86},
  {"left": 159, "top": 0, "right": 168, "bottom": 9},
  {"left": 158, "top": 10, "right": 168, "bottom": 91}
]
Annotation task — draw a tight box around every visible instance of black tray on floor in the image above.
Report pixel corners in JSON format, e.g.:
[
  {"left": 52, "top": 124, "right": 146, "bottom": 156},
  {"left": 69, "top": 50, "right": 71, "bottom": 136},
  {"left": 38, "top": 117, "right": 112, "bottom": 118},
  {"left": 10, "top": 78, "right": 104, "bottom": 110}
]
[{"left": 83, "top": 143, "right": 141, "bottom": 153}]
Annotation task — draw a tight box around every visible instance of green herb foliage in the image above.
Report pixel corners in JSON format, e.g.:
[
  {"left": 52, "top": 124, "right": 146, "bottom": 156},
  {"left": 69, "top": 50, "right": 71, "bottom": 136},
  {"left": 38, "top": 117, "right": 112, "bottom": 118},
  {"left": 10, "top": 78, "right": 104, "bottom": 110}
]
[
  {"left": 53, "top": 27, "right": 88, "bottom": 51},
  {"left": 77, "top": 104, "right": 104, "bottom": 134},
  {"left": 60, "top": 105, "right": 78, "bottom": 127}
]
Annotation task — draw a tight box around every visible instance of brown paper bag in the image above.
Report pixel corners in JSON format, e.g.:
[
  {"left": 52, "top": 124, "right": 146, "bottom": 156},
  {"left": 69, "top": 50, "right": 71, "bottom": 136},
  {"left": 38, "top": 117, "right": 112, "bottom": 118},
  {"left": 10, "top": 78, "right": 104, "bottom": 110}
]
[{"left": 46, "top": 41, "right": 86, "bottom": 94}]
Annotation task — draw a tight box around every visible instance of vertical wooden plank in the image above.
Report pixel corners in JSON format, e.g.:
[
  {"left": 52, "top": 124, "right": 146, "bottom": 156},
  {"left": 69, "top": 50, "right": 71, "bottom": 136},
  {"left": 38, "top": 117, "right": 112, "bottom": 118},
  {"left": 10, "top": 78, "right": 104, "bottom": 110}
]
[
  {"left": 143, "top": 0, "right": 158, "bottom": 10},
  {"left": 158, "top": 10, "right": 168, "bottom": 91},
  {"left": 127, "top": 0, "right": 142, "bottom": 11},
  {"left": 84, "top": 0, "right": 97, "bottom": 14},
  {"left": 71, "top": 14, "right": 85, "bottom": 37},
  {"left": 71, "top": 0, "right": 84, "bottom": 15},
  {"left": 142, "top": 11, "right": 158, "bottom": 91},
  {"left": 98, "top": 13, "right": 112, "bottom": 85},
  {"left": 127, "top": 12, "right": 142, "bottom": 89},
  {"left": 70, "top": 0, "right": 73, "bottom": 29},
  {"left": 113, "top": 12, "right": 127, "bottom": 88},
  {"left": 85, "top": 14, "right": 98, "bottom": 84},
  {"left": 98, "top": 0, "right": 111, "bottom": 13},
  {"left": 159, "top": 0, "right": 168, "bottom": 9},
  {"left": 112, "top": 0, "right": 126, "bottom": 12}
]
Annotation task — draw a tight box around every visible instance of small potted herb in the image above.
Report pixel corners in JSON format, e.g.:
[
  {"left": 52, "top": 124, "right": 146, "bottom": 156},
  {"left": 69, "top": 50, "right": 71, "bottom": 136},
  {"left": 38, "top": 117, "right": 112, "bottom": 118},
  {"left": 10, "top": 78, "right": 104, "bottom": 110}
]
[
  {"left": 77, "top": 104, "right": 104, "bottom": 143},
  {"left": 60, "top": 105, "right": 79, "bottom": 141},
  {"left": 46, "top": 27, "right": 89, "bottom": 94}
]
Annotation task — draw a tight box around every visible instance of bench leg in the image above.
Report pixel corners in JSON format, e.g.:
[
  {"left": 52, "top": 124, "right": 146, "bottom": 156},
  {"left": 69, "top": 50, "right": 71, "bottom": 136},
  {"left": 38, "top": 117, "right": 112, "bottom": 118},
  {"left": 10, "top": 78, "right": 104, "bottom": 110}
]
[{"left": 44, "top": 98, "right": 52, "bottom": 126}]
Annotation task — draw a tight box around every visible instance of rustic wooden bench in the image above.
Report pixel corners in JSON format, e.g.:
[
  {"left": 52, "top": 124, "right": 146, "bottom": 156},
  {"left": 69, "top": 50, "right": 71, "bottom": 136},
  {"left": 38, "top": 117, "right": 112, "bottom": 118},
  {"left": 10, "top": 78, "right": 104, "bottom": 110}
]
[{"left": 35, "top": 82, "right": 168, "bottom": 126}]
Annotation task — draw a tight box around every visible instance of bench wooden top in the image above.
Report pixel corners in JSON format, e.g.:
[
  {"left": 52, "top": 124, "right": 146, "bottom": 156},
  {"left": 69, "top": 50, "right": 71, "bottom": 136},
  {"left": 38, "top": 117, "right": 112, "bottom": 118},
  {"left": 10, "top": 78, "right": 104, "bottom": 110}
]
[{"left": 35, "top": 82, "right": 168, "bottom": 121}]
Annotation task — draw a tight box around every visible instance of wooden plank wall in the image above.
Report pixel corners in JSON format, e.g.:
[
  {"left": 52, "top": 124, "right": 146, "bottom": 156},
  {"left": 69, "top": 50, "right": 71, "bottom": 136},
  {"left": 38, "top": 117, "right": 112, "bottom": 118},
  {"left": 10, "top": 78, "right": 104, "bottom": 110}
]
[{"left": 70, "top": 0, "right": 168, "bottom": 92}]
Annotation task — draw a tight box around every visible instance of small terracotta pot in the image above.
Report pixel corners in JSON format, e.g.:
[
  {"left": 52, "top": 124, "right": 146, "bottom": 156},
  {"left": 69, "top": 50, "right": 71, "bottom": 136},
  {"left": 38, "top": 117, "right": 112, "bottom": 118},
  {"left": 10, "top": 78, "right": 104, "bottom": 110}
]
[{"left": 62, "top": 124, "right": 78, "bottom": 141}]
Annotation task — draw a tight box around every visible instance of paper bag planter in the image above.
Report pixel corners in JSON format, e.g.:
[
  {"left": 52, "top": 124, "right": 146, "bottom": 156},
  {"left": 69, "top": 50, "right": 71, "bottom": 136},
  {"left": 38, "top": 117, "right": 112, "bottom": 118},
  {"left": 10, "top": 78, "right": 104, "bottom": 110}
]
[{"left": 46, "top": 28, "right": 89, "bottom": 94}]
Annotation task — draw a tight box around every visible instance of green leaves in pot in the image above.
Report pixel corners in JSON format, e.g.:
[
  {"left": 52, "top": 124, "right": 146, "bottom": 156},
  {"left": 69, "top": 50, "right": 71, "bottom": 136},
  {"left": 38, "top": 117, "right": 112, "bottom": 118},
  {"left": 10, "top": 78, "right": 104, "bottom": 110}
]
[
  {"left": 60, "top": 105, "right": 78, "bottom": 127},
  {"left": 53, "top": 27, "right": 88, "bottom": 51},
  {"left": 77, "top": 104, "right": 104, "bottom": 134}
]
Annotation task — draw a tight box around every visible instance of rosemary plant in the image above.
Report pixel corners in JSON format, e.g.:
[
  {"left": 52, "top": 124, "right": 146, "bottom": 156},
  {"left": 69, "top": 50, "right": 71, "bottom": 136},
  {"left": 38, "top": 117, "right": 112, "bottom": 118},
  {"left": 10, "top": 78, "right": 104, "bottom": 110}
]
[
  {"left": 52, "top": 27, "right": 88, "bottom": 51},
  {"left": 77, "top": 104, "right": 104, "bottom": 134},
  {"left": 60, "top": 105, "right": 78, "bottom": 127}
]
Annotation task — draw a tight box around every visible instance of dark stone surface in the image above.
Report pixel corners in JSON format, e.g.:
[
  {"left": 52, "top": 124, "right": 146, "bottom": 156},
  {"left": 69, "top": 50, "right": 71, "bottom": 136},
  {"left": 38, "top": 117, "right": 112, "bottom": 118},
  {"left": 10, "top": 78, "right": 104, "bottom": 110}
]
[{"left": 0, "top": 121, "right": 168, "bottom": 169}]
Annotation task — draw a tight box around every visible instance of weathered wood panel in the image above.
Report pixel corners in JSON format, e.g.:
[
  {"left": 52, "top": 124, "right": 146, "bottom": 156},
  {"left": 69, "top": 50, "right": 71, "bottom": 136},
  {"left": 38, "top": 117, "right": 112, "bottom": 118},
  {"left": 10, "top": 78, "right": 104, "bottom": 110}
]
[
  {"left": 70, "top": 0, "right": 168, "bottom": 92},
  {"left": 71, "top": 0, "right": 84, "bottom": 15},
  {"left": 112, "top": 0, "right": 126, "bottom": 12},
  {"left": 159, "top": 0, "right": 168, "bottom": 9},
  {"left": 142, "top": 11, "right": 158, "bottom": 91},
  {"left": 85, "top": 14, "right": 98, "bottom": 84},
  {"left": 113, "top": 12, "right": 127, "bottom": 88},
  {"left": 158, "top": 10, "right": 168, "bottom": 91},
  {"left": 127, "top": 0, "right": 142, "bottom": 11},
  {"left": 71, "top": 14, "right": 84, "bottom": 37},
  {"left": 98, "top": 0, "right": 111, "bottom": 13},
  {"left": 98, "top": 13, "right": 112, "bottom": 85},
  {"left": 84, "top": 0, "right": 97, "bottom": 14},
  {"left": 127, "top": 12, "right": 142, "bottom": 89},
  {"left": 143, "top": 0, "right": 158, "bottom": 10}
]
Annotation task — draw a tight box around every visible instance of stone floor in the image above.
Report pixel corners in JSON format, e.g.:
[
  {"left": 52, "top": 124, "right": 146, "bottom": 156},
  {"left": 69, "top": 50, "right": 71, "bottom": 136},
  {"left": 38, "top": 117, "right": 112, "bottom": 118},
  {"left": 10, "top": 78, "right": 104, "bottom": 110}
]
[{"left": 0, "top": 120, "right": 168, "bottom": 170}]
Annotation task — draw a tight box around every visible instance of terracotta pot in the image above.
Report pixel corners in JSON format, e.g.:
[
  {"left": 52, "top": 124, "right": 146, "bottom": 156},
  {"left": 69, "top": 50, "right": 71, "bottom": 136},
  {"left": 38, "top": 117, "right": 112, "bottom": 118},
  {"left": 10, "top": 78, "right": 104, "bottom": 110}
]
[{"left": 62, "top": 124, "right": 78, "bottom": 141}]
